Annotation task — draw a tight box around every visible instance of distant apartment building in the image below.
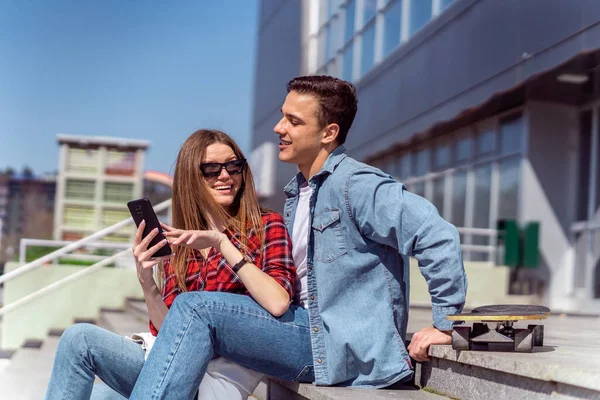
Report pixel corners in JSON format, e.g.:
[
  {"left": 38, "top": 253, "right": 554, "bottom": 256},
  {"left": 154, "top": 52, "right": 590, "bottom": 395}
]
[
  {"left": 0, "top": 174, "right": 56, "bottom": 261},
  {"left": 54, "top": 134, "right": 149, "bottom": 243}
]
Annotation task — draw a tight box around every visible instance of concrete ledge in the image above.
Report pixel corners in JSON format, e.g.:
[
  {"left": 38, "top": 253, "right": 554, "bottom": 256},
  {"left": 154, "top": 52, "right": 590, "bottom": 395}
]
[
  {"left": 268, "top": 379, "right": 447, "bottom": 400},
  {"left": 416, "top": 353, "right": 600, "bottom": 400},
  {"left": 426, "top": 344, "right": 600, "bottom": 393}
]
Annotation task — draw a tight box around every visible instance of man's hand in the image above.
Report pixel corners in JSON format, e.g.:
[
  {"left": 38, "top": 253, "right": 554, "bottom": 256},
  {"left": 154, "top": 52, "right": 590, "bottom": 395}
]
[{"left": 407, "top": 327, "right": 452, "bottom": 362}]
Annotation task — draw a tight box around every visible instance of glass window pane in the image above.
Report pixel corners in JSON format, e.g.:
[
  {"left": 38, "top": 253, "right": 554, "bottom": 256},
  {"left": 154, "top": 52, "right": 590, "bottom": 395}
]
[
  {"left": 344, "top": 0, "right": 356, "bottom": 43},
  {"left": 342, "top": 43, "right": 354, "bottom": 81},
  {"left": 451, "top": 171, "right": 467, "bottom": 227},
  {"left": 326, "top": 17, "right": 341, "bottom": 61},
  {"left": 328, "top": 0, "right": 342, "bottom": 18},
  {"left": 455, "top": 137, "right": 471, "bottom": 163},
  {"left": 396, "top": 154, "right": 411, "bottom": 180},
  {"left": 363, "top": 0, "right": 378, "bottom": 26},
  {"left": 498, "top": 157, "right": 520, "bottom": 220},
  {"left": 500, "top": 116, "right": 523, "bottom": 155},
  {"left": 434, "top": 144, "right": 450, "bottom": 169},
  {"left": 409, "top": 0, "right": 432, "bottom": 36},
  {"left": 432, "top": 176, "right": 445, "bottom": 216},
  {"left": 441, "top": 0, "right": 454, "bottom": 11},
  {"left": 473, "top": 164, "right": 492, "bottom": 228},
  {"left": 318, "top": 28, "right": 327, "bottom": 67},
  {"left": 383, "top": 0, "right": 402, "bottom": 57},
  {"left": 477, "top": 130, "right": 495, "bottom": 156},
  {"left": 413, "top": 149, "right": 430, "bottom": 176},
  {"left": 472, "top": 164, "right": 492, "bottom": 261},
  {"left": 104, "top": 182, "right": 134, "bottom": 203},
  {"left": 65, "top": 180, "right": 95, "bottom": 201},
  {"left": 360, "top": 23, "right": 376, "bottom": 77}
]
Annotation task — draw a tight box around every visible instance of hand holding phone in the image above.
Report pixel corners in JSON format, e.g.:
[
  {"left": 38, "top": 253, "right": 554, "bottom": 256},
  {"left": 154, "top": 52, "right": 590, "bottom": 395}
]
[{"left": 127, "top": 198, "right": 172, "bottom": 258}]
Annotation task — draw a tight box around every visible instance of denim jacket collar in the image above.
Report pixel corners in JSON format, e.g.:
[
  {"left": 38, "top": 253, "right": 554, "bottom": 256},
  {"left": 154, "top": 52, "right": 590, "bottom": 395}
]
[{"left": 284, "top": 145, "right": 347, "bottom": 197}]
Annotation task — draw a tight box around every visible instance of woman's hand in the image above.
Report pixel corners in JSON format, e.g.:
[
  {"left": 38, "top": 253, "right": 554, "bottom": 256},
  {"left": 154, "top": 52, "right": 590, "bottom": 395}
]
[
  {"left": 133, "top": 220, "right": 171, "bottom": 284},
  {"left": 161, "top": 222, "right": 225, "bottom": 251}
]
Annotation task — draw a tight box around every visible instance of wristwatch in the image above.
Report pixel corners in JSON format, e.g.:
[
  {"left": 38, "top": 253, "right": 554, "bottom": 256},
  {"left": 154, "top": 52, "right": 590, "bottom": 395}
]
[{"left": 232, "top": 257, "right": 247, "bottom": 273}]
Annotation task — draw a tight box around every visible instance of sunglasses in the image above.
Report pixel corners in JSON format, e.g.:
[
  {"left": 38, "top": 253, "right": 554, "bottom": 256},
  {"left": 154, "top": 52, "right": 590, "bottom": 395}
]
[{"left": 199, "top": 159, "right": 247, "bottom": 177}]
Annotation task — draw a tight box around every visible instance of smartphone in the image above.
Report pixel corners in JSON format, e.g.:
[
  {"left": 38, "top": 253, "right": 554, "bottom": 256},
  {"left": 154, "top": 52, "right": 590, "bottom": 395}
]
[{"left": 127, "top": 198, "right": 172, "bottom": 258}]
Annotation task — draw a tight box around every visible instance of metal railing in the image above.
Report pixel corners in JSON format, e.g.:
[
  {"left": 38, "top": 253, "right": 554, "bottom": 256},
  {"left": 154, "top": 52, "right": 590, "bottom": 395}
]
[
  {"left": 0, "top": 199, "right": 171, "bottom": 316},
  {"left": 19, "top": 238, "right": 131, "bottom": 264}
]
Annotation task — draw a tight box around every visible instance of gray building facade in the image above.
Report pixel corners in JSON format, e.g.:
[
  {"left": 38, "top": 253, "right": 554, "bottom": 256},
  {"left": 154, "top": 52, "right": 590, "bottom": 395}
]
[{"left": 251, "top": 0, "right": 600, "bottom": 313}]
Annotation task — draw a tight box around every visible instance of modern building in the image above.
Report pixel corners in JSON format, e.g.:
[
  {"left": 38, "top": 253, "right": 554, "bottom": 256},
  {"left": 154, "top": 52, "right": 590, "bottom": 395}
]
[
  {"left": 0, "top": 174, "right": 56, "bottom": 261},
  {"left": 251, "top": 0, "right": 600, "bottom": 313},
  {"left": 54, "top": 134, "right": 149, "bottom": 243}
]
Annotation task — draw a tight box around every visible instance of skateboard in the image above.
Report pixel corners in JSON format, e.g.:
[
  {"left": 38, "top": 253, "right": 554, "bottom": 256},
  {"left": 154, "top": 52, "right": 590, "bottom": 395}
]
[{"left": 446, "top": 305, "right": 551, "bottom": 353}]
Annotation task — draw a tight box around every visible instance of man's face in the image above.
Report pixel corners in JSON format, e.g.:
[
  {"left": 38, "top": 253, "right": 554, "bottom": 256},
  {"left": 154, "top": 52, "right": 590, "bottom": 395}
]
[{"left": 274, "top": 91, "right": 325, "bottom": 167}]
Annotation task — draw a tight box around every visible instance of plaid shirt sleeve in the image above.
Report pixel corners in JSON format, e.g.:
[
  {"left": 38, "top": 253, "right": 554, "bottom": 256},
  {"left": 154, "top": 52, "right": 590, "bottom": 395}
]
[
  {"left": 260, "top": 212, "right": 296, "bottom": 301},
  {"left": 149, "top": 260, "right": 180, "bottom": 335}
]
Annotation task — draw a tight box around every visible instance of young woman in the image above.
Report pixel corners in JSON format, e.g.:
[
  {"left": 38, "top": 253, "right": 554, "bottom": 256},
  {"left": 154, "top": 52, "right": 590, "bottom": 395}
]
[{"left": 45, "top": 129, "right": 296, "bottom": 400}]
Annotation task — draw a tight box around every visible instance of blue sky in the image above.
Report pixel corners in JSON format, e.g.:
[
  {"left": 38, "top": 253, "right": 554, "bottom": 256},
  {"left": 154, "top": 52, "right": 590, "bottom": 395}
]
[{"left": 0, "top": 0, "right": 259, "bottom": 176}]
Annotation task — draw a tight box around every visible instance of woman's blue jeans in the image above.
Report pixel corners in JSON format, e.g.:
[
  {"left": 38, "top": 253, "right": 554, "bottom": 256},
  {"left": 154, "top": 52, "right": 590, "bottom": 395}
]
[{"left": 45, "top": 292, "right": 314, "bottom": 400}]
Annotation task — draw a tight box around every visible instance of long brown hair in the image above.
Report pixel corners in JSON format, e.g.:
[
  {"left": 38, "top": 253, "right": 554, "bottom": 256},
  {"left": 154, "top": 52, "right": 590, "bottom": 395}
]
[{"left": 166, "top": 129, "right": 264, "bottom": 292}]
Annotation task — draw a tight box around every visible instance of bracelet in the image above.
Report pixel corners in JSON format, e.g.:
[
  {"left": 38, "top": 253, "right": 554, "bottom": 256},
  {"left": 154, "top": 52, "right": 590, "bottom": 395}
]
[{"left": 231, "top": 257, "right": 247, "bottom": 273}]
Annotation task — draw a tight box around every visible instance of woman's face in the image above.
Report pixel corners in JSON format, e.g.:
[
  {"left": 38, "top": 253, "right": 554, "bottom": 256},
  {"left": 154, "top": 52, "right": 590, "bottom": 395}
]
[{"left": 201, "top": 143, "right": 244, "bottom": 211}]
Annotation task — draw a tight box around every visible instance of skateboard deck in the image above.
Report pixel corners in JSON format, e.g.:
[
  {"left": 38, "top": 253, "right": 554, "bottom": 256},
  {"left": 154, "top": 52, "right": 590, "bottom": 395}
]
[{"left": 446, "top": 305, "right": 551, "bottom": 352}]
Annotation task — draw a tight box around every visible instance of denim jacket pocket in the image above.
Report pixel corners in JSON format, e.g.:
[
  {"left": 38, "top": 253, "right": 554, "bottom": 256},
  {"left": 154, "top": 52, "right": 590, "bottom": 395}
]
[{"left": 312, "top": 209, "right": 347, "bottom": 263}]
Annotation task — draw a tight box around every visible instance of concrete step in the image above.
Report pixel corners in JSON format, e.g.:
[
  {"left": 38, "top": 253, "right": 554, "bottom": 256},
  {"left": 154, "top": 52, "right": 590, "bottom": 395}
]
[
  {"left": 269, "top": 379, "right": 448, "bottom": 399},
  {"left": 125, "top": 297, "right": 149, "bottom": 320},
  {"left": 98, "top": 308, "right": 149, "bottom": 336}
]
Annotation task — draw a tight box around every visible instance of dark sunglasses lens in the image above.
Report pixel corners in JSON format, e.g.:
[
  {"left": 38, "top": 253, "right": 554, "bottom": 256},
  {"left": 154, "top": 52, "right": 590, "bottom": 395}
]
[
  {"left": 201, "top": 164, "right": 222, "bottom": 176},
  {"left": 225, "top": 160, "right": 245, "bottom": 174}
]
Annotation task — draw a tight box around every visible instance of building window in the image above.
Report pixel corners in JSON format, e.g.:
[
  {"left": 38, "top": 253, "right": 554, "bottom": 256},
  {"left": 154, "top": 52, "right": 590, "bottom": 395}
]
[
  {"left": 342, "top": 43, "right": 354, "bottom": 81},
  {"left": 477, "top": 129, "right": 496, "bottom": 156},
  {"left": 383, "top": 0, "right": 403, "bottom": 58},
  {"left": 344, "top": 0, "right": 356, "bottom": 43},
  {"left": 455, "top": 136, "right": 472, "bottom": 163},
  {"left": 472, "top": 164, "right": 492, "bottom": 261},
  {"left": 409, "top": 0, "right": 432, "bottom": 36},
  {"left": 500, "top": 116, "right": 523, "bottom": 155},
  {"left": 432, "top": 175, "right": 445, "bottom": 215},
  {"left": 362, "top": 0, "right": 378, "bottom": 26},
  {"left": 451, "top": 170, "right": 467, "bottom": 227},
  {"left": 498, "top": 157, "right": 520, "bottom": 220},
  {"left": 414, "top": 148, "right": 430, "bottom": 176},
  {"left": 360, "top": 22, "right": 376, "bottom": 77},
  {"left": 434, "top": 143, "right": 450, "bottom": 170}
]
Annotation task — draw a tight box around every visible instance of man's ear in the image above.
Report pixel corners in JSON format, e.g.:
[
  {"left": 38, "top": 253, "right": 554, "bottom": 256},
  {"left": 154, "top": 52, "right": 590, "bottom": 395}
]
[{"left": 322, "top": 123, "right": 340, "bottom": 145}]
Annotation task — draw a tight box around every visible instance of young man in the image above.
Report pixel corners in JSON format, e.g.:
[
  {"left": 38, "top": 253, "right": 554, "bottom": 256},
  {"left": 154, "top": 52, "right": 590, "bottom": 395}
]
[{"left": 129, "top": 76, "right": 466, "bottom": 398}]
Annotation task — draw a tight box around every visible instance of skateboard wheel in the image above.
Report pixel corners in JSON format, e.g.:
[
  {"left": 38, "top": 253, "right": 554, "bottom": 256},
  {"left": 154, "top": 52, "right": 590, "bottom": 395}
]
[
  {"left": 527, "top": 324, "right": 544, "bottom": 347},
  {"left": 514, "top": 329, "right": 534, "bottom": 352},
  {"left": 452, "top": 326, "right": 471, "bottom": 351}
]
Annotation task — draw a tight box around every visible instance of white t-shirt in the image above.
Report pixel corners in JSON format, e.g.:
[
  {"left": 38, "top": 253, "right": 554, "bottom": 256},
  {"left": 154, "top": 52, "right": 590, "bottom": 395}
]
[{"left": 291, "top": 181, "right": 312, "bottom": 308}]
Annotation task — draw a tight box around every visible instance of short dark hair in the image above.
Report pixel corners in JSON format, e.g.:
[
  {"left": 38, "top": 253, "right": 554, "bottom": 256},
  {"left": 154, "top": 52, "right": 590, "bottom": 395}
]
[{"left": 286, "top": 75, "right": 358, "bottom": 145}]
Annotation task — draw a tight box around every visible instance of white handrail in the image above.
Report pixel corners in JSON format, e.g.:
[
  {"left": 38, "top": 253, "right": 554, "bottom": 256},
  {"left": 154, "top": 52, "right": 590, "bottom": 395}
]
[
  {"left": 0, "top": 248, "right": 132, "bottom": 316},
  {"left": 0, "top": 198, "right": 171, "bottom": 285},
  {"left": 19, "top": 238, "right": 131, "bottom": 263}
]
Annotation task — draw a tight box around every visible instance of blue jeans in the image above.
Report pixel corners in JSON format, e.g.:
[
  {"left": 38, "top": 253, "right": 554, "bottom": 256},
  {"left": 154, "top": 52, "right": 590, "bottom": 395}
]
[
  {"left": 130, "top": 291, "right": 314, "bottom": 399},
  {"left": 45, "top": 323, "right": 146, "bottom": 400}
]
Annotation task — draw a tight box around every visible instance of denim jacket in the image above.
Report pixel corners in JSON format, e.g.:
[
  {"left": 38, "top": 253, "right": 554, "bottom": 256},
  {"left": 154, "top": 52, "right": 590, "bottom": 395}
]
[{"left": 283, "top": 146, "right": 467, "bottom": 388}]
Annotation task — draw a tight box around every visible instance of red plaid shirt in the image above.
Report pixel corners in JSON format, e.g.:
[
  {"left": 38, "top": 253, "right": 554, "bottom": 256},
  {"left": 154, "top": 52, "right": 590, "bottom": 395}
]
[{"left": 149, "top": 211, "right": 295, "bottom": 335}]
